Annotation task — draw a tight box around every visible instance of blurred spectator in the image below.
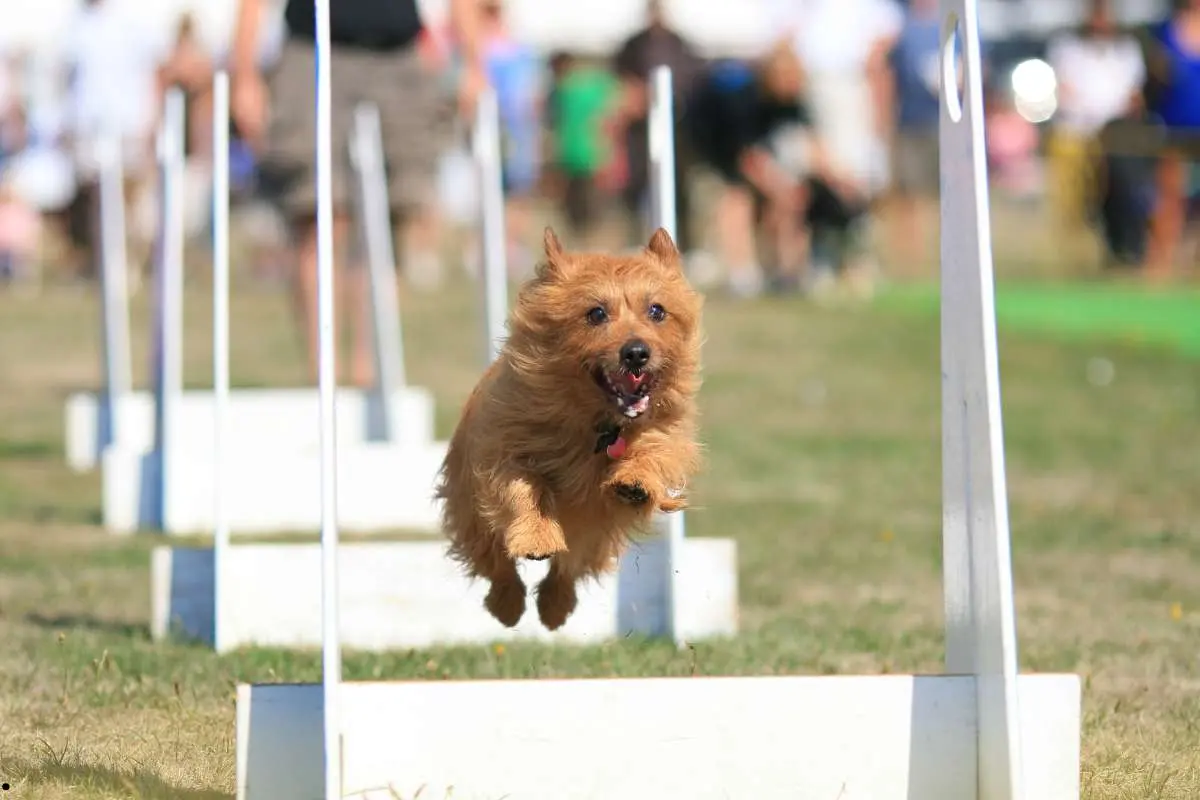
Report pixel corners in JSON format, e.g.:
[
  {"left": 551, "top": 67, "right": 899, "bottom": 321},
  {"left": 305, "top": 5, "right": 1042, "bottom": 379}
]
[
  {"left": 160, "top": 14, "right": 217, "bottom": 244},
  {"left": 611, "top": 0, "right": 703, "bottom": 256},
  {"left": 0, "top": 172, "right": 41, "bottom": 286},
  {"left": 60, "top": 0, "right": 167, "bottom": 281},
  {"left": 1143, "top": 0, "right": 1200, "bottom": 276},
  {"left": 0, "top": 52, "right": 22, "bottom": 169},
  {"left": 887, "top": 0, "right": 942, "bottom": 273},
  {"left": 1046, "top": 0, "right": 1145, "bottom": 267},
  {"left": 771, "top": 0, "right": 903, "bottom": 289},
  {"left": 480, "top": 0, "right": 544, "bottom": 276},
  {"left": 231, "top": 0, "right": 483, "bottom": 385},
  {"left": 985, "top": 82, "right": 1041, "bottom": 200},
  {"left": 160, "top": 14, "right": 215, "bottom": 163},
  {"left": 545, "top": 51, "right": 621, "bottom": 247},
  {"left": 684, "top": 43, "right": 810, "bottom": 297}
]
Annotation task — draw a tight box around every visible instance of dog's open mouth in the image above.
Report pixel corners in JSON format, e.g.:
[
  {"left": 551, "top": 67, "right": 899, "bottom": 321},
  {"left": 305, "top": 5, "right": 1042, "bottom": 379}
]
[{"left": 593, "top": 366, "right": 653, "bottom": 418}]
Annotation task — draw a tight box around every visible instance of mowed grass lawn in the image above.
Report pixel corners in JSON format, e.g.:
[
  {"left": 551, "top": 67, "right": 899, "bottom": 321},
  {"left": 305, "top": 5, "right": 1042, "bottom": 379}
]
[{"left": 0, "top": 271, "right": 1197, "bottom": 799}]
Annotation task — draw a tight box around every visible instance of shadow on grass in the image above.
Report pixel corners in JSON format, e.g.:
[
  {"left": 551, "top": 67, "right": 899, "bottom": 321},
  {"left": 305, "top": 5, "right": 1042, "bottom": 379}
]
[
  {"left": 23, "top": 612, "right": 150, "bottom": 641},
  {"left": 2, "top": 757, "right": 232, "bottom": 800}
]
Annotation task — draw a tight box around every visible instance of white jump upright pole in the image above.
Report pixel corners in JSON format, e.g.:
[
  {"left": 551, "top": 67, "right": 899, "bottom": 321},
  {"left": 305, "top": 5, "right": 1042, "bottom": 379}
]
[
  {"left": 96, "top": 135, "right": 133, "bottom": 452},
  {"left": 473, "top": 87, "right": 508, "bottom": 365},
  {"left": 648, "top": 65, "right": 686, "bottom": 647},
  {"left": 211, "top": 70, "right": 232, "bottom": 650},
  {"left": 351, "top": 102, "right": 407, "bottom": 440},
  {"left": 151, "top": 87, "right": 187, "bottom": 531},
  {"left": 314, "top": 1, "right": 343, "bottom": 798},
  {"left": 938, "top": 1, "right": 1025, "bottom": 797}
]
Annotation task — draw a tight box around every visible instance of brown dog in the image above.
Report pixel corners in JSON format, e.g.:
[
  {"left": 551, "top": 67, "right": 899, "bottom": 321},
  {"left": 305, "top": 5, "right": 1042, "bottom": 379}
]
[{"left": 435, "top": 226, "right": 703, "bottom": 630}]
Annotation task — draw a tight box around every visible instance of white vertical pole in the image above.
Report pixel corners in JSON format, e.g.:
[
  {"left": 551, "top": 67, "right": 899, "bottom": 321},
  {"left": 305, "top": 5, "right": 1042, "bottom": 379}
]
[
  {"left": 351, "top": 102, "right": 406, "bottom": 440},
  {"left": 314, "top": 2, "right": 343, "bottom": 798},
  {"left": 96, "top": 135, "right": 133, "bottom": 452},
  {"left": 938, "top": 2, "right": 1024, "bottom": 799},
  {"left": 151, "top": 88, "right": 187, "bottom": 531},
  {"left": 647, "top": 66, "right": 686, "bottom": 648},
  {"left": 211, "top": 70, "right": 231, "bottom": 651},
  {"left": 473, "top": 88, "right": 508, "bottom": 365}
]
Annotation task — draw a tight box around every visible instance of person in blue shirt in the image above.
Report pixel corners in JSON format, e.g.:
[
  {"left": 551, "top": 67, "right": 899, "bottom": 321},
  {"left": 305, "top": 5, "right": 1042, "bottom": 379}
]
[
  {"left": 480, "top": 0, "right": 545, "bottom": 276},
  {"left": 1144, "top": 0, "right": 1200, "bottom": 275},
  {"left": 888, "top": 0, "right": 942, "bottom": 272}
]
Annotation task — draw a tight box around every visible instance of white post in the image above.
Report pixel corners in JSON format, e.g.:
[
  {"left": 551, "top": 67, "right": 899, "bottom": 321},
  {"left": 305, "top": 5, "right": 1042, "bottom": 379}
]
[
  {"left": 314, "top": 2, "right": 343, "bottom": 798},
  {"left": 938, "top": 2, "right": 1025, "bottom": 799},
  {"left": 473, "top": 88, "right": 508, "bottom": 365},
  {"left": 96, "top": 135, "right": 133, "bottom": 452},
  {"left": 648, "top": 66, "right": 686, "bottom": 647},
  {"left": 211, "top": 71, "right": 232, "bottom": 651},
  {"left": 151, "top": 88, "right": 187, "bottom": 531},
  {"left": 351, "top": 102, "right": 407, "bottom": 441}
]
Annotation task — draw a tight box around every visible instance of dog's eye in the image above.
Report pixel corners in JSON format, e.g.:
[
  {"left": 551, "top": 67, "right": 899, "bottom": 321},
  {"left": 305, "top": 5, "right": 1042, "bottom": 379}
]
[
  {"left": 648, "top": 303, "right": 667, "bottom": 323},
  {"left": 585, "top": 306, "right": 608, "bottom": 325}
]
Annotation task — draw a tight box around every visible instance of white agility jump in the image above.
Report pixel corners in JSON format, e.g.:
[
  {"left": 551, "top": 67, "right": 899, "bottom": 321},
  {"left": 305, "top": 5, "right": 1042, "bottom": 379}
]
[
  {"left": 80, "top": 80, "right": 447, "bottom": 536},
  {"left": 152, "top": 57, "right": 736, "bottom": 651},
  {"left": 235, "top": 0, "right": 1081, "bottom": 796}
]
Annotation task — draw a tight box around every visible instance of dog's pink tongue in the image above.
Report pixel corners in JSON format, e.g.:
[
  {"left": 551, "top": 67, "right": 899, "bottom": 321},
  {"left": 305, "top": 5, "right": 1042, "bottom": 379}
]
[
  {"left": 619, "top": 372, "right": 645, "bottom": 392},
  {"left": 606, "top": 436, "right": 627, "bottom": 459}
]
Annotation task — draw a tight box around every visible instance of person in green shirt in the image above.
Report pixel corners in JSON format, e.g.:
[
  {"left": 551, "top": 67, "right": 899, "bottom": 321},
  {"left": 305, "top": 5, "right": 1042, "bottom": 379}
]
[{"left": 546, "top": 52, "right": 621, "bottom": 244}]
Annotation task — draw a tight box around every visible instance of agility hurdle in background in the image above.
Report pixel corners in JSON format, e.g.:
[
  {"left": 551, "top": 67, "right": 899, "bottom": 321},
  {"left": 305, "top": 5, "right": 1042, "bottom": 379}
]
[
  {"left": 234, "top": 0, "right": 1082, "bottom": 797},
  {"left": 70, "top": 83, "right": 447, "bottom": 536}
]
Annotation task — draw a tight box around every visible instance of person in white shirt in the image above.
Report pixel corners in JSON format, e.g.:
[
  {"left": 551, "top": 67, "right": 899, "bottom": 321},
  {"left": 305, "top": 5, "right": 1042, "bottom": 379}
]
[
  {"left": 59, "top": 0, "right": 171, "bottom": 281},
  {"left": 1045, "top": 0, "right": 1146, "bottom": 265},
  {"left": 767, "top": 0, "right": 903, "bottom": 296}
]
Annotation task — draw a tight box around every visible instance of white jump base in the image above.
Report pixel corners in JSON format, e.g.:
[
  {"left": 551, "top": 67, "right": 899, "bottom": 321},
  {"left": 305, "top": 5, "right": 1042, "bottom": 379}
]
[
  {"left": 237, "top": 673, "right": 1080, "bottom": 800},
  {"left": 103, "top": 439, "right": 447, "bottom": 535},
  {"left": 153, "top": 530, "right": 736, "bottom": 651},
  {"left": 65, "top": 387, "right": 436, "bottom": 472}
]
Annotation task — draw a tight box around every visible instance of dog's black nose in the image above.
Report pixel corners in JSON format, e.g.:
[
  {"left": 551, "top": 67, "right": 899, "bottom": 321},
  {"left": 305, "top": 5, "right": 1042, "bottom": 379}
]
[{"left": 620, "top": 339, "right": 651, "bottom": 372}]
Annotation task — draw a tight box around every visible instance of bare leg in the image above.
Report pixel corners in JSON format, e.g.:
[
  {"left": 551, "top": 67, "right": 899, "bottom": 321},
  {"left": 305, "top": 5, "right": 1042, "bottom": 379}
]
[
  {"left": 715, "top": 184, "right": 760, "bottom": 295},
  {"left": 1145, "top": 150, "right": 1186, "bottom": 279},
  {"left": 293, "top": 213, "right": 352, "bottom": 384}
]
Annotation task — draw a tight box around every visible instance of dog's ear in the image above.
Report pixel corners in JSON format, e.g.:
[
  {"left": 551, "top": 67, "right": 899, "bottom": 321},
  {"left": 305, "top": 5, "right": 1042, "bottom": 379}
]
[
  {"left": 536, "top": 226, "right": 566, "bottom": 279},
  {"left": 646, "top": 227, "right": 681, "bottom": 271}
]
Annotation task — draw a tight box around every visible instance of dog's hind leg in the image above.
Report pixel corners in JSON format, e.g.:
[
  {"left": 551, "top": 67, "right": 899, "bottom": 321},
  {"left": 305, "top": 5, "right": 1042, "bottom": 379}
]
[
  {"left": 535, "top": 558, "right": 579, "bottom": 631},
  {"left": 534, "top": 533, "right": 622, "bottom": 630},
  {"left": 483, "top": 555, "right": 527, "bottom": 628}
]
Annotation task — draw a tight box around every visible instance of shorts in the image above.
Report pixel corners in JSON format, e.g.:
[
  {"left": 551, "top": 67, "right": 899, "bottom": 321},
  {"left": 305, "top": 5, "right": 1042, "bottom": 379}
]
[
  {"left": 893, "top": 129, "right": 939, "bottom": 196},
  {"left": 262, "top": 38, "right": 452, "bottom": 220}
]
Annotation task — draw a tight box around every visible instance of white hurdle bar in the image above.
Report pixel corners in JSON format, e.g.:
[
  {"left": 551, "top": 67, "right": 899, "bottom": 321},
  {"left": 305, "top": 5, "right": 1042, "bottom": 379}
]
[
  {"left": 96, "top": 134, "right": 133, "bottom": 452},
  {"left": 235, "top": 1, "right": 1081, "bottom": 797},
  {"left": 648, "top": 65, "right": 689, "bottom": 648},
  {"left": 150, "top": 87, "right": 188, "bottom": 532},
  {"left": 473, "top": 86, "right": 509, "bottom": 363},
  {"left": 351, "top": 102, "right": 408, "bottom": 441},
  {"left": 94, "top": 83, "right": 445, "bottom": 536}
]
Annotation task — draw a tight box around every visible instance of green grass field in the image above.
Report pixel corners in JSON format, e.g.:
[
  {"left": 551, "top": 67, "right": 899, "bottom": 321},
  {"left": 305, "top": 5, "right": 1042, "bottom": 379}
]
[{"left": 0, "top": 268, "right": 1197, "bottom": 798}]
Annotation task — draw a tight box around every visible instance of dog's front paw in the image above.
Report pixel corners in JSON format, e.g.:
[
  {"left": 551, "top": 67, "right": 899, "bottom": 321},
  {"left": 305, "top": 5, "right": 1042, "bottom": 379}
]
[
  {"left": 612, "top": 482, "right": 650, "bottom": 506},
  {"left": 505, "top": 519, "right": 568, "bottom": 561}
]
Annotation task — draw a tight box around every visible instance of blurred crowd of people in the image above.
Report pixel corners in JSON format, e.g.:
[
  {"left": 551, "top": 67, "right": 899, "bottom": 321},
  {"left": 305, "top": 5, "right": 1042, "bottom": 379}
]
[{"left": 0, "top": 0, "right": 1197, "bottom": 355}]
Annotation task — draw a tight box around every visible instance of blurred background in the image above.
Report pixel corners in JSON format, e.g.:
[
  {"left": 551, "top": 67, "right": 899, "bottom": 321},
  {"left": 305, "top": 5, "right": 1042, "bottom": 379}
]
[{"left": 0, "top": 0, "right": 1196, "bottom": 298}]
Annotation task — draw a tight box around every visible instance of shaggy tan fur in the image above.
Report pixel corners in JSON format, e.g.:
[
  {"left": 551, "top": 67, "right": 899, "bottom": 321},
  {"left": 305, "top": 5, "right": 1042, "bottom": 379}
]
[{"left": 434, "top": 226, "right": 703, "bottom": 630}]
